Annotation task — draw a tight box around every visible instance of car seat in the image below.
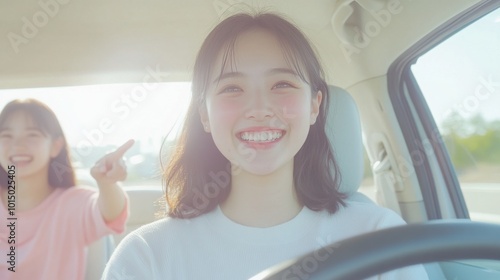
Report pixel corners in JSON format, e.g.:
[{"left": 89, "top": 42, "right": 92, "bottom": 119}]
[{"left": 327, "top": 85, "right": 446, "bottom": 279}]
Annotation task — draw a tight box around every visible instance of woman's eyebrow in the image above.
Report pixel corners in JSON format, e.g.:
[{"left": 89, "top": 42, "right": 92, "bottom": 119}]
[
  {"left": 27, "top": 127, "right": 47, "bottom": 136},
  {"left": 213, "top": 72, "right": 244, "bottom": 84},
  {"left": 213, "top": 68, "right": 299, "bottom": 84},
  {"left": 267, "top": 68, "right": 299, "bottom": 77}
]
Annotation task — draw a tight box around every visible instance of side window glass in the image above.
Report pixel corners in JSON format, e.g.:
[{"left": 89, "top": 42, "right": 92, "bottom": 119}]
[{"left": 411, "top": 8, "right": 500, "bottom": 223}]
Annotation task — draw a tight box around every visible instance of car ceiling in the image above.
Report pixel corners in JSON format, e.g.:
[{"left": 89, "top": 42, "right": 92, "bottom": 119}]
[{"left": 0, "top": 0, "right": 481, "bottom": 90}]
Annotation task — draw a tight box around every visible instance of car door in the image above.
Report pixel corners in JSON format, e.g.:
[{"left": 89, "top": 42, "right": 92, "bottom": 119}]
[{"left": 388, "top": 0, "right": 500, "bottom": 277}]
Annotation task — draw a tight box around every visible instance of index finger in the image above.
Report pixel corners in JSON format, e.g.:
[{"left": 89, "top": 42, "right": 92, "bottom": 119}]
[{"left": 110, "top": 139, "right": 135, "bottom": 159}]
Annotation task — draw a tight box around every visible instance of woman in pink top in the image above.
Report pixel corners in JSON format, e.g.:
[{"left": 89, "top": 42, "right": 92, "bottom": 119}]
[{"left": 0, "top": 99, "right": 131, "bottom": 280}]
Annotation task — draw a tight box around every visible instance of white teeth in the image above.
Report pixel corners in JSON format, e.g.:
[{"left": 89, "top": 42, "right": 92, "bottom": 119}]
[
  {"left": 10, "top": 156, "right": 32, "bottom": 163},
  {"left": 241, "top": 131, "right": 283, "bottom": 142}
]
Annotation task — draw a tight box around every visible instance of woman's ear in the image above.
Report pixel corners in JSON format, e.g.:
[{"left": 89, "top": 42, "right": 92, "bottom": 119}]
[
  {"left": 198, "top": 105, "right": 211, "bottom": 133},
  {"left": 50, "top": 137, "right": 65, "bottom": 158},
  {"left": 310, "top": 90, "right": 322, "bottom": 125}
]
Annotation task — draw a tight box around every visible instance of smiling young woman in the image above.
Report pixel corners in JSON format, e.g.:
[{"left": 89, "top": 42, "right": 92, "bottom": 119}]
[{"left": 101, "top": 13, "right": 428, "bottom": 280}]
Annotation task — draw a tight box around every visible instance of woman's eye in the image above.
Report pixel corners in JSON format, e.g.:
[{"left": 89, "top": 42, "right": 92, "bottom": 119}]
[
  {"left": 219, "top": 86, "right": 242, "bottom": 94},
  {"left": 0, "top": 133, "right": 12, "bottom": 139},
  {"left": 27, "top": 133, "right": 42, "bottom": 138},
  {"left": 272, "top": 82, "right": 294, "bottom": 90}
]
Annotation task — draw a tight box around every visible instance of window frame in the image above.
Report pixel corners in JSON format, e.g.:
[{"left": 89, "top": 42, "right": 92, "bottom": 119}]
[{"left": 387, "top": 0, "right": 500, "bottom": 220}]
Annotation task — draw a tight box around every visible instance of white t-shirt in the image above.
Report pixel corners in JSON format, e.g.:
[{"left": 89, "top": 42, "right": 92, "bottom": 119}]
[{"left": 102, "top": 201, "right": 428, "bottom": 280}]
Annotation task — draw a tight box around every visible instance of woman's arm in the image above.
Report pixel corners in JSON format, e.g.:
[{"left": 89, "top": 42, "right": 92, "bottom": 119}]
[{"left": 91, "top": 139, "right": 134, "bottom": 222}]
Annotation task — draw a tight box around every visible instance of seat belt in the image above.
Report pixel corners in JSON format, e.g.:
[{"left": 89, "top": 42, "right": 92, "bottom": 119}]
[{"left": 373, "top": 148, "right": 402, "bottom": 215}]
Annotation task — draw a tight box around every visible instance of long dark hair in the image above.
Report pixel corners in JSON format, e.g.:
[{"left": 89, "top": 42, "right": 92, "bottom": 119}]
[
  {"left": 0, "top": 99, "right": 76, "bottom": 188},
  {"left": 163, "top": 12, "right": 346, "bottom": 218}
]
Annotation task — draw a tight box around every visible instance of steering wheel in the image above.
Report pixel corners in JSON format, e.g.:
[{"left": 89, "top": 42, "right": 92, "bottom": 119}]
[{"left": 255, "top": 220, "right": 500, "bottom": 280}]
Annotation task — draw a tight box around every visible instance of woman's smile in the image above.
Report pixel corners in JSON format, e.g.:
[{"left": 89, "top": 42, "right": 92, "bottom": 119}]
[
  {"left": 9, "top": 154, "right": 34, "bottom": 167},
  {"left": 236, "top": 127, "right": 286, "bottom": 150}
]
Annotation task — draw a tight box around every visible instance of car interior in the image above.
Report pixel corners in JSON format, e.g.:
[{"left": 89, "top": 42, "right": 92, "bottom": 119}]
[{"left": 2, "top": 0, "right": 500, "bottom": 279}]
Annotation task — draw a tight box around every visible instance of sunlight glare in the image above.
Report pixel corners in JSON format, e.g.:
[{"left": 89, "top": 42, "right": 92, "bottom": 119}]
[{"left": 0, "top": 83, "right": 192, "bottom": 153}]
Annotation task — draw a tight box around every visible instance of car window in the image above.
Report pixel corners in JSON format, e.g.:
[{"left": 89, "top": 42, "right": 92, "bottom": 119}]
[
  {"left": 0, "top": 82, "right": 192, "bottom": 187},
  {"left": 411, "top": 8, "right": 500, "bottom": 224}
]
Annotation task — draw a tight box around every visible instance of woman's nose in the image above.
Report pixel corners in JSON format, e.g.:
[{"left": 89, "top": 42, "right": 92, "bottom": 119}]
[
  {"left": 244, "top": 90, "right": 274, "bottom": 120},
  {"left": 12, "top": 136, "right": 29, "bottom": 147}
]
